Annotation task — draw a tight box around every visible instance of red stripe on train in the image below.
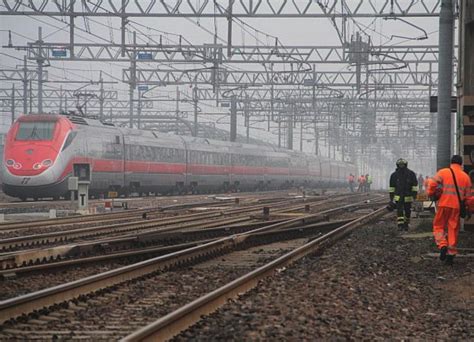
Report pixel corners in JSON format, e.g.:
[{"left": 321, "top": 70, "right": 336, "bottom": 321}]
[{"left": 56, "top": 157, "right": 319, "bottom": 181}]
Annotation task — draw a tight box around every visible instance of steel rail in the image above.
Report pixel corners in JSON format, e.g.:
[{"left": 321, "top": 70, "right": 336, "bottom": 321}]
[
  {"left": 0, "top": 219, "right": 290, "bottom": 271},
  {"left": 0, "top": 208, "right": 152, "bottom": 231},
  {"left": 0, "top": 198, "right": 336, "bottom": 268},
  {"left": 0, "top": 211, "right": 227, "bottom": 251},
  {"left": 0, "top": 195, "right": 337, "bottom": 252},
  {"left": 122, "top": 207, "right": 387, "bottom": 341},
  {"left": 0, "top": 198, "right": 238, "bottom": 232},
  {"left": 0, "top": 219, "right": 352, "bottom": 277},
  {"left": 0, "top": 200, "right": 377, "bottom": 324}
]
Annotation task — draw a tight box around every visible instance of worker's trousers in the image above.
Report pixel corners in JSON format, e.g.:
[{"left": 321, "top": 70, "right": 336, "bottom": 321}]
[
  {"left": 433, "top": 206, "right": 460, "bottom": 255},
  {"left": 396, "top": 200, "right": 412, "bottom": 228}
]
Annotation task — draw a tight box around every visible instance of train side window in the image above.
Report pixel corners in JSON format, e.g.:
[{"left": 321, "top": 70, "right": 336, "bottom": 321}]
[
  {"left": 61, "top": 131, "right": 77, "bottom": 151},
  {"left": 115, "top": 136, "right": 121, "bottom": 144},
  {"left": 157, "top": 147, "right": 163, "bottom": 160}
]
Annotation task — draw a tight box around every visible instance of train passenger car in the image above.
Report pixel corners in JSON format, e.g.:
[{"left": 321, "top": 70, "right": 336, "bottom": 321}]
[
  {"left": 185, "top": 138, "right": 232, "bottom": 193},
  {"left": 230, "top": 143, "right": 269, "bottom": 191},
  {"left": 69, "top": 117, "right": 127, "bottom": 195},
  {"left": 307, "top": 155, "right": 322, "bottom": 187},
  {"left": 123, "top": 130, "right": 187, "bottom": 195},
  {"left": 2, "top": 114, "right": 357, "bottom": 200},
  {"left": 262, "top": 148, "right": 291, "bottom": 190}
]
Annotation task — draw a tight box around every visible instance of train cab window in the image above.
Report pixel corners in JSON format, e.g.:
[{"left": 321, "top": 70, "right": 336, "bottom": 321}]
[
  {"left": 61, "top": 131, "right": 77, "bottom": 151},
  {"left": 16, "top": 121, "right": 56, "bottom": 140}
]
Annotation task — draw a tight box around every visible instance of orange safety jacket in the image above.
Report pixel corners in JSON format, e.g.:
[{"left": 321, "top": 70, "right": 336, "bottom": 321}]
[{"left": 427, "top": 163, "right": 472, "bottom": 209}]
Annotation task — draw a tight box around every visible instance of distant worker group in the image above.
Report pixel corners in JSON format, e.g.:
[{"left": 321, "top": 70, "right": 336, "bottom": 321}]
[
  {"left": 348, "top": 173, "right": 372, "bottom": 193},
  {"left": 387, "top": 154, "right": 473, "bottom": 265}
]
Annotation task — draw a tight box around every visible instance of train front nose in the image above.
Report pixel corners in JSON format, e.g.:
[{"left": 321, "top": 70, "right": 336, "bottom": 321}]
[
  {"left": 1, "top": 115, "right": 73, "bottom": 199},
  {"left": 5, "top": 144, "right": 56, "bottom": 176}
]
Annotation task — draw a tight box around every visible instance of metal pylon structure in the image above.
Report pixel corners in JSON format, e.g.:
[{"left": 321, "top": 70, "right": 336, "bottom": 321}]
[{"left": 0, "top": 0, "right": 450, "bottom": 180}]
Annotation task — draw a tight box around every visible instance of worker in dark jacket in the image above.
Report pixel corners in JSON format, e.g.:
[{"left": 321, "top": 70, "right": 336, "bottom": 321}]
[{"left": 388, "top": 158, "right": 418, "bottom": 230}]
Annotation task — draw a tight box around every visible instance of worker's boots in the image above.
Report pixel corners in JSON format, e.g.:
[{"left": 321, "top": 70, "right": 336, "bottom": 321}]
[
  {"left": 397, "top": 217, "right": 405, "bottom": 231},
  {"left": 403, "top": 218, "right": 410, "bottom": 231},
  {"left": 398, "top": 222, "right": 409, "bottom": 231},
  {"left": 445, "top": 254, "right": 455, "bottom": 266},
  {"left": 439, "top": 246, "right": 448, "bottom": 261}
]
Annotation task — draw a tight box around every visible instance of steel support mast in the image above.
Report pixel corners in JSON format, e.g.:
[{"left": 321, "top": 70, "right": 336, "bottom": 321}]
[{"left": 437, "top": 0, "right": 455, "bottom": 169}]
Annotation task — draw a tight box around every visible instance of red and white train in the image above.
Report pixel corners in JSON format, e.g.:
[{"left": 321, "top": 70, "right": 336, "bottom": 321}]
[{"left": 1, "top": 114, "right": 356, "bottom": 200}]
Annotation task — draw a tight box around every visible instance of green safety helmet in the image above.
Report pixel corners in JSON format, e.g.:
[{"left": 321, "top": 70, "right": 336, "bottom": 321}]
[{"left": 396, "top": 158, "right": 408, "bottom": 168}]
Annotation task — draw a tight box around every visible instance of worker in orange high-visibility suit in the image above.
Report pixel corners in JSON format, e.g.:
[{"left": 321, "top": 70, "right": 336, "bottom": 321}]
[{"left": 427, "top": 155, "right": 472, "bottom": 265}]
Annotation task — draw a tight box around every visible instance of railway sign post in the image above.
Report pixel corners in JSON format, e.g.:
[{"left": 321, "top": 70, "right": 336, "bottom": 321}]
[
  {"left": 68, "top": 177, "right": 78, "bottom": 206},
  {"left": 73, "top": 164, "right": 91, "bottom": 213}
]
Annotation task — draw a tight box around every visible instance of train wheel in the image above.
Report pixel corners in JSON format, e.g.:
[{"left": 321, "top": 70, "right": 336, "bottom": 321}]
[{"left": 20, "top": 197, "right": 27, "bottom": 202}]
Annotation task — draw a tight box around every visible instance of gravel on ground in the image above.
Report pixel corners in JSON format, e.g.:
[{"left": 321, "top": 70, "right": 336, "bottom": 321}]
[{"left": 175, "top": 216, "right": 474, "bottom": 341}]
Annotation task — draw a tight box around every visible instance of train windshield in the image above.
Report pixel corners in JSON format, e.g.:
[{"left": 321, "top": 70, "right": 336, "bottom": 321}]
[{"left": 16, "top": 121, "right": 56, "bottom": 141}]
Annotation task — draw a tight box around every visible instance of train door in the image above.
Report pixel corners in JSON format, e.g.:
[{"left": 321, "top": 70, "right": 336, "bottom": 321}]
[
  {"left": 122, "top": 133, "right": 134, "bottom": 193},
  {"left": 118, "top": 131, "right": 125, "bottom": 189},
  {"left": 178, "top": 136, "right": 188, "bottom": 188},
  {"left": 102, "top": 129, "right": 125, "bottom": 191},
  {"left": 263, "top": 153, "right": 270, "bottom": 187}
]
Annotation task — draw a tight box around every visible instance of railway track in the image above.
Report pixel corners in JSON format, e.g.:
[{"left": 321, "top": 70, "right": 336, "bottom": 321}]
[
  {"left": 124, "top": 207, "right": 387, "bottom": 341},
  {"left": 0, "top": 199, "right": 385, "bottom": 336},
  {"left": 0, "top": 197, "right": 242, "bottom": 234},
  {"left": 0, "top": 195, "right": 323, "bottom": 251},
  {"left": 0, "top": 189, "right": 310, "bottom": 217},
  {"left": 0, "top": 192, "right": 314, "bottom": 238},
  {"left": 0, "top": 218, "right": 356, "bottom": 301},
  {"left": 0, "top": 193, "right": 376, "bottom": 269},
  {"left": 0, "top": 204, "right": 386, "bottom": 340}
]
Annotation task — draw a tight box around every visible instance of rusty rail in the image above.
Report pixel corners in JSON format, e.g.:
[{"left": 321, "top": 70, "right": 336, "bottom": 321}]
[
  {"left": 123, "top": 207, "right": 387, "bottom": 341},
  {"left": 0, "top": 199, "right": 382, "bottom": 324}
]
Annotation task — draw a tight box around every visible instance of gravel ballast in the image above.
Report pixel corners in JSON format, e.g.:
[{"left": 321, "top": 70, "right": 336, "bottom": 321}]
[{"left": 175, "top": 217, "right": 474, "bottom": 340}]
